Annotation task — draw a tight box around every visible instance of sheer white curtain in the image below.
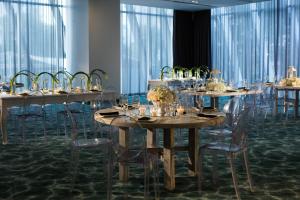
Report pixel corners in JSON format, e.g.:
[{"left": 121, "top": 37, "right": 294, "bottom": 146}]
[
  {"left": 0, "top": 0, "right": 65, "bottom": 82},
  {"left": 121, "top": 4, "right": 173, "bottom": 94},
  {"left": 211, "top": 0, "right": 300, "bottom": 85}
]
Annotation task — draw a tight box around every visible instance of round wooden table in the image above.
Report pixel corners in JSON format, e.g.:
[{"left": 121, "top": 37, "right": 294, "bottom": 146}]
[{"left": 94, "top": 110, "right": 225, "bottom": 191}]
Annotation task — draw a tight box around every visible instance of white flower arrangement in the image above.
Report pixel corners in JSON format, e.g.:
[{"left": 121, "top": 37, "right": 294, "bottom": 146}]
[{"left": 147, "top": 86, "right": 176, "bottom": 104}]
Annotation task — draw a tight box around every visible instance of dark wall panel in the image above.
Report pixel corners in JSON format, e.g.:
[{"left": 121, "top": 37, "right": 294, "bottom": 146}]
[{"left": 173, "top": 10, "right": 211, "bottom": 69}]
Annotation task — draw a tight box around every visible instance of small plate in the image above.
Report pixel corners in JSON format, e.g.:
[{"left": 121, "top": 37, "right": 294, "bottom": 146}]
[
  {"left": 18, "top": 92, "right": 30, "bottom": 96},
  {"left": 113, "top": 106, "right": 123, "bottom": 110},
  {"left": 197, "top": 113, "right": 218, "bottom": 118},
  {"left": 226, "top": 89, "right": 238, "bottom": 93},
  {"left": 98, "top": 114, "right": 120, "bottom": 118},
  {"left": 97, "top": 108, "right": 119, "bottom": 116},
  {"left": 203, "top": 107, "right": 217, "bottom": 112},
  {"left": 90, "top": 89, "right": 101, "bottom": 92},
  {"left": 138, "top": 118, "right": 156, "bottom": 123},
  {"left": 58, "top": 90, "right": 68, "bottom": 94}
]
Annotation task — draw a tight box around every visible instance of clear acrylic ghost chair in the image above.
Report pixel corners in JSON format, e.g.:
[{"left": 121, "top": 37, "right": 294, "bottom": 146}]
[
  {"left": 15, "top": 92, "right": 47, "bottom": 143},
  {"left": 8, "top": 73, "right": 46, "bottom": 142},
  {"left": 57, "top": 73, "right": 91, "bottom": 137},
  {"left": 255, "top": 83, "right": 274, "bottom": 119},
  {"left": 109, "top": 115, "right": 161, "bottom": 200},
  {"left": 89, "top": 92, "right": 104, "bottom": 134},
  {"left": 57, "top": 101, "right": 87, "bottom": 138},
  {"left": 198, "top": 107, "right": 254, "bottom": 200},
  {"left": 248, "top": 83, "right": 274, "bottom": 136},
  {"left": 65, "top": 103, "right": 113, "bottom": 200},
  {"left": 91, "top": 94, "right": 118, "bottom": 138},
  {"left": 205, "top": 97, "right": 241, "bottom": 139}
]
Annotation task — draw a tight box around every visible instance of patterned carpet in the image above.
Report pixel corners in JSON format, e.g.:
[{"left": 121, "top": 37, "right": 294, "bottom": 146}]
[{"left": 0, "top": 102, "right": 299, "bottom": 200}]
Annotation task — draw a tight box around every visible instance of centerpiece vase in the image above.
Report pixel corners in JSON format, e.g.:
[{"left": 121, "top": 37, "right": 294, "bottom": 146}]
[{"left": 153, "top": 101, "right": 166, "bottom": 117}]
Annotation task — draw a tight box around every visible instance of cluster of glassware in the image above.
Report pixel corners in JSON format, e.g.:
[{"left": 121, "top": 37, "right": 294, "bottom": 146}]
[{"left": 118, "top": 94, "right": 204, "bottom": 118}]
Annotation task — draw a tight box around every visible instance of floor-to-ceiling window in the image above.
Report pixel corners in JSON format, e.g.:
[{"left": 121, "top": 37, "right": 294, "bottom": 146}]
[
  {"left": 0, "top": 0, "right": 65, "bottom": 82},
  {"left": 121, "top": 4, "right": 173, "bottom": 94},
  {"left": 211, "top": 0, "right": 300, "bottom": 85}
]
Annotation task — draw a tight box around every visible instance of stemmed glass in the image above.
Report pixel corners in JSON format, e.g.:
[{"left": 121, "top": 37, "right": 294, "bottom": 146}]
[
  {"left": 132, "top": 95, "right": 140, "bottom": 108},
  {"left": 196, "top": 96, "right": 204, "bottom": 113},
  {"left": 168, "top": 102, "right": 177, "bottom": 116},
  {"left": 120, "top": 95, "right": 128, "bottom": 114}
]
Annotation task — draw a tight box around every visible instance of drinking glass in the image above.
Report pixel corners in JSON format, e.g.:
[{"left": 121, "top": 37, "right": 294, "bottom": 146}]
[
  {"left": 132, "top": 95, "right": 140, "bottom": 108},
  {"left": 168, "top": 103, "right": 177, "bottom": 116},
  {"left": 120, "top": 95, "right": 128, "bottom": 114},
  {"left": 43, "top": 79, "right": 48, "bottom": 90},
  {"left": 228, "top": 80, "right": 234, "bottom": 89},
  {"left": 196, "top": 96, "right": 204, "bottom": 113},
  {"left": 80, "top": 77, "right": 86, "bottom": 91}
]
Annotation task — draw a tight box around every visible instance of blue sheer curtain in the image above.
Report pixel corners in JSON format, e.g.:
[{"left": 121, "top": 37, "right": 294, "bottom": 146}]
[
  {"left": 0, "top": 0, "right": 65, "bottom": 82},
  {"left": 211, "top": 0, "right": 300, "bottom": 85},
  {"left": 121, "top": 4, "right": 173, "bottom": 94}
]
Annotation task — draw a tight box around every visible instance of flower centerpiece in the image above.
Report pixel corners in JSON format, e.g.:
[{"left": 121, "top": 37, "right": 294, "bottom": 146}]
[
  {"left": 206, "top": 69, "right": 226, "bottom": 91},
  {"left": 147, "top": 86, "right": 176, "bottom": 116},
  {"left": 279, "top": 66, "right": 300, "bottom": 86}
]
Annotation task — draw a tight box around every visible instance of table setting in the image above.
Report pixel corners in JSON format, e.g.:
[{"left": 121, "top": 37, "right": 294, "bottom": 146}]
[{"left": 94, "top": 85, "right": 225, "bottom": 190}]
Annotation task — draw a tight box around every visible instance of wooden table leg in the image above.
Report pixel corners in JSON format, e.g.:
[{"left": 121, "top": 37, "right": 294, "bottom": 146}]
[
  {"left": 119, "top": 127, "right": 129, "bottom": 182},
  {"left": 275, "top": 88, "right": 278, "bottom": 115},
  {"left": 284, "top": 90, "right": 288, "bottom": 113},
  {"left": 163, "top": 128, "right": 175, "bottom": 191},
  {"left": 188, "top": 128, "right": 199, "bottom": 176},
  {"left": 295, "top": 90, "right": 299, "bottom": 117},
  {"left": 1, "top": 105, "right": 8, "bottom": 145},
  {"left": 147, "top": 128, "right": 156, "bottom": 148},
  {"left": 210, "top": 97, "right": 219, "bottom": 110}
]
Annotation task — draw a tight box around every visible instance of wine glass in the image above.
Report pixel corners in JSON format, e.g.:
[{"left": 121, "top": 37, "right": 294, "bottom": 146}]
[
  {"left": 120, "top": 95, "right": 128, "bottom": 114},
  {"left": 132, "top": 95, "right": 140, "bottom": 108},
  {"left": 196, "top": 96, "right": 204, "bottom": 113}
]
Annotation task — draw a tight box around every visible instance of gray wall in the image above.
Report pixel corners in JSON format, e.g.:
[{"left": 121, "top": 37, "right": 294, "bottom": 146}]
[{"left": 89, "top": 0, "right": 121, "bottom": 94}]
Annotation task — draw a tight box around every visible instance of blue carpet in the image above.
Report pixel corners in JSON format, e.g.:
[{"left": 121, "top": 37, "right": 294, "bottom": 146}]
[{"left": 0, "top": 99, "right": 299, "bottom": 199}]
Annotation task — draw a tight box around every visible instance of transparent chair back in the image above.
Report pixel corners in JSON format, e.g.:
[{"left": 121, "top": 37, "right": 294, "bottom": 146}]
[
  {"left": 108, "top": 115, "right": 160, "bottom": 199},
  {"left": 230, "top": 107, "right": 251, "bottom": 150},
  {"left": 223, "top": 97, "right": 241, "bottom": 127}
]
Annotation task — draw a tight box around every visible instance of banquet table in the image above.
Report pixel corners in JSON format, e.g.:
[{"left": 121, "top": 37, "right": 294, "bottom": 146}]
[
  {"left": 274, "top": 85, "right": 300, "bottom": 116},
  {"left": 0, "top": 90, "right": 116, "bottom": 144},
  {"left": 181, "top": 89, "right": 262, "bottom": 109},
  {"left": 94, "top": 110, "right": 225, "bottom": 190}
]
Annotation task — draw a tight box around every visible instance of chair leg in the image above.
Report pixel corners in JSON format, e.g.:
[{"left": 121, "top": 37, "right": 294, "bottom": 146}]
[
  {"left": 92, "top": 111, "right": 98, "bottom": 138},
  {"left": 106, "top": 145, "right": 113, "bottom": 200},
  {"left": 212, "top": 151, "right": 218, "bottom": 186},
  {"left": 144, "top": 153, "right": 150, "bottom": 200},
  {"left": 228, "top": 154, "right": 241, "bottom": 200},
  {"left": 197, "top": 149, "right": 204, "bottom": 193},
  {"left": 64, "top": 114, "right": 68, "bottom": 138},
  {"left": 243, "top": 150, "right": 254, "bottom": 192},
  {"left": 56, "top": 113, "right": 60, "bottom": 136},
  {"left": 151, "top": 155, "right": 160, "bottom": 200},
  {"left": 82, "top": 113, "right": 87, "bottom": 139},
  {"left": 20, "top": 117, "right": 25, "bottom": 143},
  {"left": 71, "top": 147, "right": 80, "bottom": 192},
  {"left": 42, "top": 113, "right": 47, "bottom": 141}
]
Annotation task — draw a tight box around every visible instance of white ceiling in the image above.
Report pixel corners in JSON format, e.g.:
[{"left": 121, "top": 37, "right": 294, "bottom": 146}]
[{"left": 121, "top": 0, "right": 270, "bottom": 10}]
